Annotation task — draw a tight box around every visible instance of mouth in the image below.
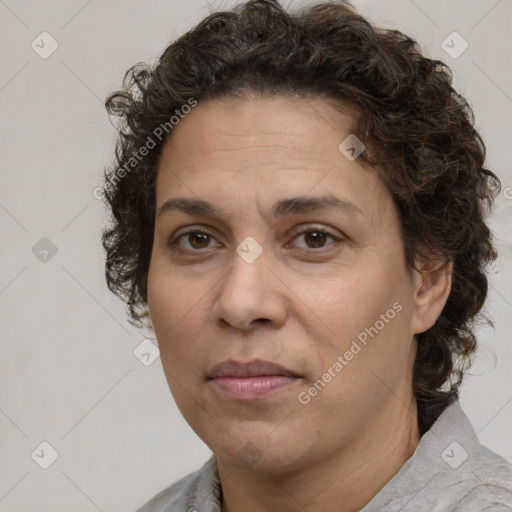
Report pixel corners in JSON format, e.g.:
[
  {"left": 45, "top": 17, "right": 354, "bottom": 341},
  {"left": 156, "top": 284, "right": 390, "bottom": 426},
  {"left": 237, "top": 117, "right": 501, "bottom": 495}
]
[{"left": 207, "top": 359, "right": 302, "bottom": 400}]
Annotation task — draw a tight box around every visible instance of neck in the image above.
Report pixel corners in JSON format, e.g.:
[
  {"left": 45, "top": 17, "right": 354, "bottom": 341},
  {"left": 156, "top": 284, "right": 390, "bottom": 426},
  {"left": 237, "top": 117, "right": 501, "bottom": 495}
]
[{"left": 218, "top": 396, "right": 420, "bottom": 512}]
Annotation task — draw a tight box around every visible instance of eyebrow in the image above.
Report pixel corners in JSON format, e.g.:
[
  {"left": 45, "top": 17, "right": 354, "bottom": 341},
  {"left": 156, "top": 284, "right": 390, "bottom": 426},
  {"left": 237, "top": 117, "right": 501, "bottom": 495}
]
[{"left": 156, "top": 194, "right": 363, "bottom": 219}]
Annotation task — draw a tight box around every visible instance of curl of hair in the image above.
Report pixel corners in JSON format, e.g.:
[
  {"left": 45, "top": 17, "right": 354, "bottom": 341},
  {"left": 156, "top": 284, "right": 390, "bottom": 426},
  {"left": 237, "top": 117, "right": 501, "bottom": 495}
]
[{"left": 103, "top": 0, "right": 500, "bottom": 425}]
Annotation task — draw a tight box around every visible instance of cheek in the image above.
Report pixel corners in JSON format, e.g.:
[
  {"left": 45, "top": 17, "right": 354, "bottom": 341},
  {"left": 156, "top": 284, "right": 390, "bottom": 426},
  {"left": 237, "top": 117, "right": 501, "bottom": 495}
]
[
  {"left": 147, "top": 270, "right": 212, "bottom": 416},
  {"left": 306, "top": 282, "right": 414, "bottom": 414},
  {"left": 147, "top": 265, "right": 206, "bottom": 357},
  {"left": 307, "top": 266, "right": 402, "bottom": 329},
  {"left": 307, "top": 261, "right": 414, "bottom": 370}
]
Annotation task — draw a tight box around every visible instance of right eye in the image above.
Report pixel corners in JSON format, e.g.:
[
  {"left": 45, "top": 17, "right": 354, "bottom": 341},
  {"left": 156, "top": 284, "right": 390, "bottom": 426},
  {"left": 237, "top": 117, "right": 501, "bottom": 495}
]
[{"left": 171, "top": 229, "right": 221, "bottom": 251}]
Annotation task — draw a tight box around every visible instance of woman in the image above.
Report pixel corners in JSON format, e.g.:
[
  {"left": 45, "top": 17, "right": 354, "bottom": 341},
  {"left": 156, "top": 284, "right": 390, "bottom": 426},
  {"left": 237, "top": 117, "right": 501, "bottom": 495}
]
[{"left": 102, "top": 1, "right": 512, "bottom": 510}]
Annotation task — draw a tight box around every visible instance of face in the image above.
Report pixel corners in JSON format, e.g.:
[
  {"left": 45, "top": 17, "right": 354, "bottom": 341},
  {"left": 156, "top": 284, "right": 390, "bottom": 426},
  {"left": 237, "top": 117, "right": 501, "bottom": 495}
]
[{"left": 147, "top": 95, "right": 426, "bottom": 473}]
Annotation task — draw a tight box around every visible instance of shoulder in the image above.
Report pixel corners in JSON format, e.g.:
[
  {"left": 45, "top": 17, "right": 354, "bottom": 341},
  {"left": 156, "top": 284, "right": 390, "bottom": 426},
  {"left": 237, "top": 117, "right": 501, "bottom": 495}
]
[
  {"left": 434, "top": 449, "right": 512, "bottom": 511},
  {"left": 135, "top": 456, "right": 221, "bottom": 512},
  {"left": 437, "top": 402, "right": 512, "bottom": 510},
  {"left": 363, "top": 399, "right": 512, "bottom": 512},
  {"left": 420, "top": 401, "right": 512, "bottom": 510},
  {"left": 445, "top": 443, "right": 512, "bottom": 511}
]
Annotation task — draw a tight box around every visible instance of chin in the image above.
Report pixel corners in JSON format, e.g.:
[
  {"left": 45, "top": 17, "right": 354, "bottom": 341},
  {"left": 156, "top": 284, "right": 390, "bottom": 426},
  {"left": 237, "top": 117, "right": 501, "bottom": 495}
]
[{"left": 212, "top": 429, "right": 306, "bottom": 473}]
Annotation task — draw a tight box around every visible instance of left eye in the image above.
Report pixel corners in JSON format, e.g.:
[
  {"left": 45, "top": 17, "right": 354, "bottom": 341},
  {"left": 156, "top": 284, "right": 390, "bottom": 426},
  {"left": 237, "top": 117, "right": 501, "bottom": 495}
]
[{"left": 289, "top": 229, "right": 340, "bottom": 249}]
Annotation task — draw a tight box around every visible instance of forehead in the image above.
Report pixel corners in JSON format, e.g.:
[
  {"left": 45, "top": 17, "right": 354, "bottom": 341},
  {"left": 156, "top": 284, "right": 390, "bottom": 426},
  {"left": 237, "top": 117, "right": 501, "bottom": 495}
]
[
  {"left": 159, "top": 94, "right": 358, "bottom": 162},
  {"left": 154, "top": 95, "right": 392, "bottom": 222}
]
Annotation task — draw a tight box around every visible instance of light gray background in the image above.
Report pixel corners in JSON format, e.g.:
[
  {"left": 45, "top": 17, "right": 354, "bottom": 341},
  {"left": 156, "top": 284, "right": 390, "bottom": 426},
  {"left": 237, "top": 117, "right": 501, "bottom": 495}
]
[{"left": 1, "top": 0, "right": 511, "bottom": 510}]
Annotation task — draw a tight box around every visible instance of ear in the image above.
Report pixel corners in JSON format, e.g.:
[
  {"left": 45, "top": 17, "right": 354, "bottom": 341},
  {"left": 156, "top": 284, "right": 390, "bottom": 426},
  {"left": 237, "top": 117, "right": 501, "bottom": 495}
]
[{"left": 410, "top": 256, "right": 453, "bottom": 335}]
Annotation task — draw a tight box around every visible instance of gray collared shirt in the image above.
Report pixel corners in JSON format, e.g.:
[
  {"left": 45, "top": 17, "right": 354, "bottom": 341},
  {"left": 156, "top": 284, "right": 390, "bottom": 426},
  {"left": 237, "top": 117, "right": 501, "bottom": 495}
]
[{"left": 136, "top": 400, "right": 512, "bottom": 511}]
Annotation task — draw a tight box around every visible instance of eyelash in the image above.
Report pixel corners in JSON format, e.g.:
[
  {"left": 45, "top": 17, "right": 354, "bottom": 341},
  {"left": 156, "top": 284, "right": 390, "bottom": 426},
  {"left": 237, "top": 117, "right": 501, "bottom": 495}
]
[{"left": 169, "top": 226, "right": 342, "bottom": 252}]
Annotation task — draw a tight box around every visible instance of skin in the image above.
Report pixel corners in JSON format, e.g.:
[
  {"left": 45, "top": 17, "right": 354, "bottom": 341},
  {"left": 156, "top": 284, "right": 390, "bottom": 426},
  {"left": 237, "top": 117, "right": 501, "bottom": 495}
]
[{"left": 147, "top": 95, "right": 452, "bottom": 512}]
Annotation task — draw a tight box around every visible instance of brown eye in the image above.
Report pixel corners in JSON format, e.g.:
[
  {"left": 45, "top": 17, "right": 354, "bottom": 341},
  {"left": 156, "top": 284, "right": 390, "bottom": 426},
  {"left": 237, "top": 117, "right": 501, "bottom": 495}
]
[
  {"left": 304, "top": 231, "right": 329, "bottom": 248},
  {"left": 173, "top": 230, "right": 218, "bottom": 251},
  {"left": 290, "top": 228, "right": 339, "bottom": 249},
  {"left": 188, "top": 232, "right": 211, "bottom": 249}
]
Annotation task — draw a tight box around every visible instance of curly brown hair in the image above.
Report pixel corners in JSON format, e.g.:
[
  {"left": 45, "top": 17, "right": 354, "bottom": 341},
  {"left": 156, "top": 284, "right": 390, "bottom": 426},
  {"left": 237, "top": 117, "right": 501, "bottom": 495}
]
[{"left": 102, "top": 0, "right": 500, "bottom": 427}]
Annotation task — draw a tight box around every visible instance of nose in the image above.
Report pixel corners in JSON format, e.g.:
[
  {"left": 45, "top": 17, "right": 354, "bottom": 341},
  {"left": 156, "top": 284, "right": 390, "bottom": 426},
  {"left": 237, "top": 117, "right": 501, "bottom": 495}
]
[{"left": 212, "top": 249, "right": 289, "bottom": 331}]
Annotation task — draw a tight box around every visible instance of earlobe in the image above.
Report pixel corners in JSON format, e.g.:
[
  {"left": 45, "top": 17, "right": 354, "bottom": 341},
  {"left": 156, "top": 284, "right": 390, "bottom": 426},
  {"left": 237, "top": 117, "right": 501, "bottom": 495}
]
[{"left": 411, "top": 258, "right": 453, "bottom": 335}]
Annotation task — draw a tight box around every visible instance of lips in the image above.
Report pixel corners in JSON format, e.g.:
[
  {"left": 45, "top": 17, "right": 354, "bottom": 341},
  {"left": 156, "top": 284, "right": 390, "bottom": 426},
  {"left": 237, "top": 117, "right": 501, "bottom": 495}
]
[
  {"left": 208, "top": 359, "right": 300, "bottom": 379},
  {"left": 207, "top": 359, "right": 301, "bottom": 400}
]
